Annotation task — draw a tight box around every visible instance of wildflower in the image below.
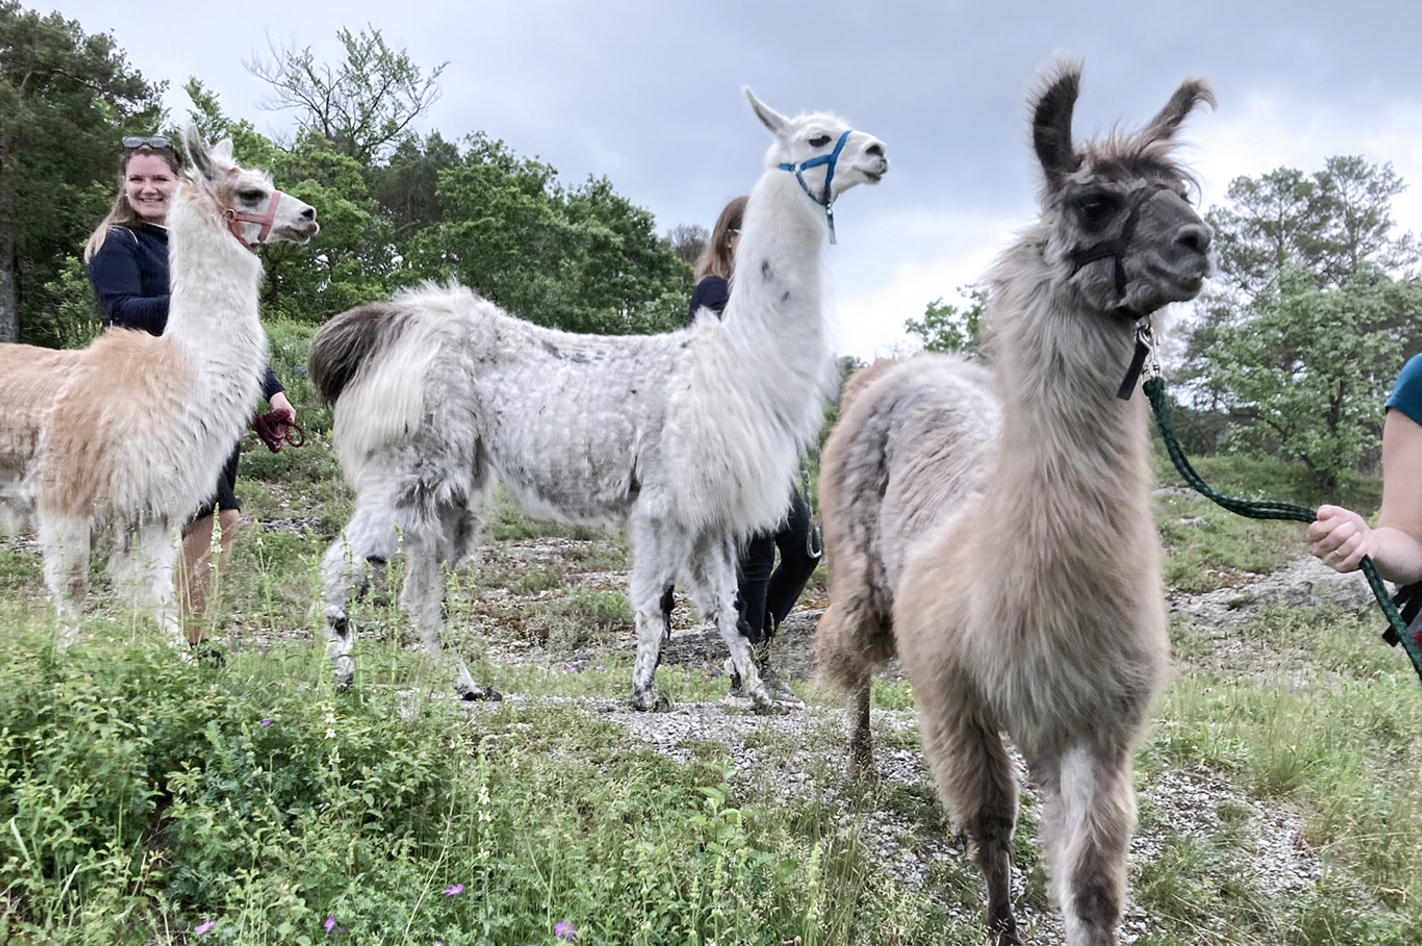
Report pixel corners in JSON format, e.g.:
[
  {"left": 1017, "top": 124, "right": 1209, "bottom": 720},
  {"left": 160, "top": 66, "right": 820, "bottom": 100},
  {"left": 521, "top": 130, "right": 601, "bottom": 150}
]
[
  {"left": 195, "top": 920, "right": 216, "bottom": 934},
  {"left": 260, "top": 719, "right": 272, "bottom": 727},
  {"left": 556, "top": 920, "right": 577, "bottom": 940},
  {"left": 325, "top": 915, "right": 337, "bottom": 932},
  {"left": 443, "top": 883, "right": 465, "bottom": 896}
]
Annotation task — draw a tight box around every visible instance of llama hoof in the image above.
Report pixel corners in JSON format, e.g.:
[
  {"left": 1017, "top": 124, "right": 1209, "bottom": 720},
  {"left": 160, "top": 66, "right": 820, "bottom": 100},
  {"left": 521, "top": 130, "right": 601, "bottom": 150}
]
[
  {"left": 987, "top": 913, "right": 1020, "bottom": 946},
  {"left": 632, "top": 689, "right": 671, "bottom": 713},
  {"left": 190, "top": 642, "right": 226, "bottom": 668},
  {"left": 332, "top": 661, "right": 355, "bottom": 693},
  {"left": 456, "top": 682, "right": 502, "bottom": 702}
]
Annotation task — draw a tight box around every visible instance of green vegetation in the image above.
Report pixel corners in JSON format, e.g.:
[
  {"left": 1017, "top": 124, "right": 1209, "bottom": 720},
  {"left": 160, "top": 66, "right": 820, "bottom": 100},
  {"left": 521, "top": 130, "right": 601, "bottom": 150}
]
[
  {"left": 3, "top": 13, "right": 693, "bottom": 350},
  {"left": 2, "top": 407, "right": 1420, "bottom": 944}
]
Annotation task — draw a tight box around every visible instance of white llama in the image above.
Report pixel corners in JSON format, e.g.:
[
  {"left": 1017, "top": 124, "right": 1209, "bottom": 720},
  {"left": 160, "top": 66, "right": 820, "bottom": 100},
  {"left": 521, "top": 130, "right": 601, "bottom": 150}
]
[
  {"left": 0, "top": 126, "right": 318, "bottom": 644},
  {"left": 308, "top": 89, "right": 887, "bottom": 709}
]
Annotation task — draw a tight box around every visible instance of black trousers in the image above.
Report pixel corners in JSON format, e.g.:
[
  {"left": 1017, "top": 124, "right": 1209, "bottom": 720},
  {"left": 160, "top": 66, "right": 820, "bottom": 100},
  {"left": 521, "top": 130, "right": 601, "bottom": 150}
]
[{"left": 736, "top": 488, "right": 818, "bottom": 644}]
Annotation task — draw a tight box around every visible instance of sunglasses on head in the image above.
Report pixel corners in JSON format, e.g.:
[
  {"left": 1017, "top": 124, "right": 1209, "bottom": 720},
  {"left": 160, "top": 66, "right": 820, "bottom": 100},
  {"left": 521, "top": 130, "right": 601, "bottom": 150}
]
[{"left": 123, "top": 135, "right": 171, "bottom": 149}]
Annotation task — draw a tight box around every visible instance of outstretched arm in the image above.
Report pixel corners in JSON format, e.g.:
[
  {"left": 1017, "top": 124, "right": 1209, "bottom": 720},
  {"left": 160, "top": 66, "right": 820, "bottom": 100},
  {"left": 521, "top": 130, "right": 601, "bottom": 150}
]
[{"left": 1309, "top": 409, "right": 1422, "bottom": 583}]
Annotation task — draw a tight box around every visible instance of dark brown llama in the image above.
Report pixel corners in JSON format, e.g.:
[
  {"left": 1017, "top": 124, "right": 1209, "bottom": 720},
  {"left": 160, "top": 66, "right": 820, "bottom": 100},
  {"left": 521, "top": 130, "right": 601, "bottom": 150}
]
[{"left": 814, "top": 61, "right": 1214, "bottom": 946}]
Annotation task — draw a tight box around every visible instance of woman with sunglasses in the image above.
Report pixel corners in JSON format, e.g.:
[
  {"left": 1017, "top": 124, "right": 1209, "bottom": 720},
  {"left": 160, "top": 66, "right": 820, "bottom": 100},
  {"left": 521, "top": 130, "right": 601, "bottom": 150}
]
[
  {"left": 83, "top": 135, "right": 296, "bottom": 647},
  {"left": 677, "top": 195, "right": 819, "bottom": 708}
]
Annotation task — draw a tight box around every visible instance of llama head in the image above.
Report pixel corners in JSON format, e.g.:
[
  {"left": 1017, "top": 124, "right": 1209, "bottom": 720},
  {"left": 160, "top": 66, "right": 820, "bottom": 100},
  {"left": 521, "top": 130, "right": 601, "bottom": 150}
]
[
  {"left": 745, "top": 88, "right": 888, "bottom": 208},
  {"left": 181, "top": 124, "right": 320, "bottom": 247},
  {"left": 1030, "top": 61, "right": 1214, "bottom": 318}
]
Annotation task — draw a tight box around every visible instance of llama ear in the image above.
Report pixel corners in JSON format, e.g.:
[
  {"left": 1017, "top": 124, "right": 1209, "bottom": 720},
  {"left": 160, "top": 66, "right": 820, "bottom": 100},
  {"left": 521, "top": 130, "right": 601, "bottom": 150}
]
[
  {"left": 745, "top": 87, "right": 791, "bottom": 139},
  {"left": 183, "top": 123, "right": 215, "bottom": 180},
  {"left": 1141, "top": 78, "right": 1216, "bottom": 144},
  {"left": 1031, "top": 62, "right": 1083, "bottom": 185},
  {"left": 211, "top": 138, "right": 235, "bottom": 167}
]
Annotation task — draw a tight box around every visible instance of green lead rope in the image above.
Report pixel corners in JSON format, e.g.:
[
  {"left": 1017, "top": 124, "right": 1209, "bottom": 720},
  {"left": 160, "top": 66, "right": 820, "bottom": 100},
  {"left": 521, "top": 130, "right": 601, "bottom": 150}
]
[{"left": 1142, "top": 375, "right": 1422, "bottom": 684}]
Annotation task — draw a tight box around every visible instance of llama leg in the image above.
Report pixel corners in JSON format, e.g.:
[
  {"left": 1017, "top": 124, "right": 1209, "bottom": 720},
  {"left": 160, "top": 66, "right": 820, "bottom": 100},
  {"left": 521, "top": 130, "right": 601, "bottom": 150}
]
[
  {"left": 626, "top": 515, "right": 682, "bottom": 712},
  {"left": 814, "top": 599, "right": 893, "bottom": 779},
  {"left": 421, "top": 501, "right": 498, "bottom": 702},
  {"left": 846, "top": 679, "right": 875, "bottom": 782},
  {"left": 321, "top": 499, "right": 401, "bottom": 690},
  {"left": 922, "top": 703, "right": 1021, "bottom": 945},
  {"left": 1048, "top": 745, "right": 1136, "bottom": 946},
  {"left": 39, "top": 516, "right": 90, "bottom": 649},
  {"left": 132, "top": 519, "right": 183, "bottom": 648},
  {"left": 688, "top": 533, "right": 772, "bottom": 712}
]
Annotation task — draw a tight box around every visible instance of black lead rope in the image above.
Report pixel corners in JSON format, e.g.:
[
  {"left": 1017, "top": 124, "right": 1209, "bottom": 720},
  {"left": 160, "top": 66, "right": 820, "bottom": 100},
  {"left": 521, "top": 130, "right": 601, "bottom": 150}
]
[{"left": 1140, "top": 373, "right": 1422, "bottom": 684}]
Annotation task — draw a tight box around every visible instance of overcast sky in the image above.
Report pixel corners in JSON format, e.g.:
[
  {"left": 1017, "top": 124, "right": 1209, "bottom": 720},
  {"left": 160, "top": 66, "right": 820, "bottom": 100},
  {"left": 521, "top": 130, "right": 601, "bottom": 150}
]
[{"left": 46, "top": 0, "right": 1422, "bottom": 357}]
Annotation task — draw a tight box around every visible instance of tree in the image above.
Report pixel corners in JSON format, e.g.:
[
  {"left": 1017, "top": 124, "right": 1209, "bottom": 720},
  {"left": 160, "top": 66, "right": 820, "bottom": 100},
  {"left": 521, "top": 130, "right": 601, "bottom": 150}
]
[
  {"left": 247, "top": 27, "right": 445, "bottom": 165},
  {"left": 371, "top": 131, "right": 460, "bottom": 238},
  {"left": 0, "top": 2, "right": 162, "bottom": 343},
  {"left": 904, "top": 286, "right": 985, "bottom": 357},
  {"left": 664, "top": 223, "right": 708, "bottom": 266},
  {"left": 405, "top": 133, "right": 690, "bottom": 334},
  {"left": 1180, "top": 157, "right": 1422, "bottom": 489},
  {"left": 1202, "top": 266, "right": 1414, "bottom": 488}
]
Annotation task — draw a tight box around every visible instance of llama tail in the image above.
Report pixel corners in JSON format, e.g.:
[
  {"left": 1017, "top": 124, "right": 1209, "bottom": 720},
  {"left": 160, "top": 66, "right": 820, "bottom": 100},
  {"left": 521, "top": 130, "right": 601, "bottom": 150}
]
[
  {"left": 309, "top": 301, "right": 438, "bottom": 480},
  {"left": 308, "top": 302, "right": 421, "bottom": 405}
]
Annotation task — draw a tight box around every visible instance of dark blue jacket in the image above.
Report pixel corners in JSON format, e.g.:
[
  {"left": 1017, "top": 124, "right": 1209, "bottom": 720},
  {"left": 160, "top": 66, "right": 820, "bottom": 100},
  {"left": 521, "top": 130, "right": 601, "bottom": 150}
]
[
  {"left": 87, "top": 224, "right": 283, "bottom": 400},
  {"left": 686, "top": 275, "right": 729, "bottom": 325}
]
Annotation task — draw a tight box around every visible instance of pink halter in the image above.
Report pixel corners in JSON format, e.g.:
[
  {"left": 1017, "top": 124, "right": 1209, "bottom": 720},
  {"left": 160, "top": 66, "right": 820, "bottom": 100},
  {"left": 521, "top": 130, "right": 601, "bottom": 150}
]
[{"left": 223, "top": 189, "right": 284, "bottom": 250}]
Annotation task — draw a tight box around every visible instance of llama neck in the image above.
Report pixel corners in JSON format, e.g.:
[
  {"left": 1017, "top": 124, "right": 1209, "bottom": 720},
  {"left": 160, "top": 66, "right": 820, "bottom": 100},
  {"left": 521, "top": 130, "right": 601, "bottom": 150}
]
[
  {"left": 721, "top": 169, "right": 832, "bottom": 393},
  {"left": 671, "top": 168, "right": 837, "bottom": 536},
  {"left": 165, "top": 185, "right": 267, "bottom": 376},
  {"left": 984, "top": 238, "right": 1154, "bottom": 525}
]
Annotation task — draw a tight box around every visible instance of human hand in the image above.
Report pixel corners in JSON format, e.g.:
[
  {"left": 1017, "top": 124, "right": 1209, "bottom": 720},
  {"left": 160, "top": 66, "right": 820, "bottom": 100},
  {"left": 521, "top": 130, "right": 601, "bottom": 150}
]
[
  {"left": 269, "top": 391, "right": 296, "bottom": 424},
  {"left": 1307, "top": 504, "right": 1375, "bottom": 573}
]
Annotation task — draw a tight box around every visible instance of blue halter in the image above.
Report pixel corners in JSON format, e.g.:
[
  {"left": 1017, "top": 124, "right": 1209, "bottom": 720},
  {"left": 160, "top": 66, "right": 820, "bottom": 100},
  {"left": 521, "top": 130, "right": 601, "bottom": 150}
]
[{"left": 778, "top": 128, "right": 853, "bottom": 245}]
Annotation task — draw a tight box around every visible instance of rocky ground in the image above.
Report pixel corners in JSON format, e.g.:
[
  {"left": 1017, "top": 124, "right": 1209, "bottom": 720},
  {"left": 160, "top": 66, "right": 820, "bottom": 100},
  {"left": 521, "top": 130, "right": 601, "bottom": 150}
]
[{"left": 452, "top": 544, "right": 1381, "bottom": 945}]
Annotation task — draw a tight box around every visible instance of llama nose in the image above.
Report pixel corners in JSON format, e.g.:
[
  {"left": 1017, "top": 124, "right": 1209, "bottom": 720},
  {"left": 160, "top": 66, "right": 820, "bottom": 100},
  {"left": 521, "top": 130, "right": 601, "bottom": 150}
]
[
  {"left": 865, "top": 142, "right": 885, "bottom": 158},
  {"left": 1175, "top": 223, "right": 1211, "bottom": 256},
  {"left": 301, "top": 207, "right": 317, "bottom": 221}
]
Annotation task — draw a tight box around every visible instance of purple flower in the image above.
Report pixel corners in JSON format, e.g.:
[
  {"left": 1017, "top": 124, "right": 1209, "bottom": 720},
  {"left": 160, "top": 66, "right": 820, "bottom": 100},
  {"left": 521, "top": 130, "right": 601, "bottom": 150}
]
[
  {"left": 325, "top": 915, "right": 336, "bottom": 932},
  {"left": 195, "top": 920, "right": 216, "bottom": 935},
  {"left": 555, "top": 920, "right": 577, "bottom": 940},
  {"left": 443, "top": 883, "right": 465, "bottom": 896},
  {"left": 260, "top": 719, "right": 272, "bottom": 727}
]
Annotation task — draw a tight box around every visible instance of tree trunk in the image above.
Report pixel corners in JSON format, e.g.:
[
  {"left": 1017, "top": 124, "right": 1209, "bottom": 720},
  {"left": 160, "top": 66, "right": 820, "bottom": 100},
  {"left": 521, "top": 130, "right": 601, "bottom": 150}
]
[{"left": 0, "top": 222, "right": 17, "bottom": 343}]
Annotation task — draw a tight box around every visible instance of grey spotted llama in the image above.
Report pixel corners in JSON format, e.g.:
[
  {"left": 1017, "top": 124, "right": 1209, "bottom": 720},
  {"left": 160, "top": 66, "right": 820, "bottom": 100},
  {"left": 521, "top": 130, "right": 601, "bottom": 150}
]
[
  {"left": 309, "top": 89, "right": 887, "bottom": 709},
  {"left": 814, "top": 62, "right": 1213, "bottom": 945}
]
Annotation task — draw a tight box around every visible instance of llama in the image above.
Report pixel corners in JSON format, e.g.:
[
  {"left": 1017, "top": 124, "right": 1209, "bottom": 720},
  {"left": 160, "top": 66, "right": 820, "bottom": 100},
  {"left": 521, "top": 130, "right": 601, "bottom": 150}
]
[
  {"left": 814, "top": 62, "right": 1213, "bottom": 946},
  {"left": 308, "top": 89, "right": 887, "bottom": 709},
  {"left": 0, "top": 126, "right": 318, "bottom": 644}
]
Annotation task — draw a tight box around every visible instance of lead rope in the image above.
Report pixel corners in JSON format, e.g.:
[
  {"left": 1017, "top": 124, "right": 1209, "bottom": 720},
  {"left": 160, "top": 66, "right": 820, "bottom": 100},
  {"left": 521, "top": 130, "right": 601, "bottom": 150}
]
[{"left": 1128, "top": 340, "right": 1422, "bottom": 683}]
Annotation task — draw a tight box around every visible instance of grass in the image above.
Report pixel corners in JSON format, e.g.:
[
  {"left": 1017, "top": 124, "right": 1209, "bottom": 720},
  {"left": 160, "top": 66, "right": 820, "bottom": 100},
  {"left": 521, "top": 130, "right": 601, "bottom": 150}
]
[{"left": 2, "top": 346, "right": 1421, "bottom": 946}]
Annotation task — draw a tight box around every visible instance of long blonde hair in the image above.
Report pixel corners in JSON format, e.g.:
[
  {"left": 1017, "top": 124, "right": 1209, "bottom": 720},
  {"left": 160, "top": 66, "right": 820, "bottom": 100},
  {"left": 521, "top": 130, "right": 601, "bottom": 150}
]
[
  {"left": 693, "top": 195, "right": 747, "bottom": 282},
  {"left": 82, "top": 142, "right": 184, "bottom": 262}
]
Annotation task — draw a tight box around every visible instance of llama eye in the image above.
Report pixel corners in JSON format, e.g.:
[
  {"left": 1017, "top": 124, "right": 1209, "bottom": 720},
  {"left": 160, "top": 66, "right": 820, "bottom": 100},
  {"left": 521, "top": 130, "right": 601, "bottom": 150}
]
[
  {"left": 1075, "top": 193, "right": 1116, "bottom": 221},
  {"left": 239, "top": 189, "right": 265, "bottom": 202},
  {"left": 809, "top": 134, "right": 832, "bottom": 148}
]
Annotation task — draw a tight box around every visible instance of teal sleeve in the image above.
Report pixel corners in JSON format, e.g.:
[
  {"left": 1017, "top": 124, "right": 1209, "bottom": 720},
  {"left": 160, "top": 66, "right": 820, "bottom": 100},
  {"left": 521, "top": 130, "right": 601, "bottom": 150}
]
[{"left": 1386, "top": 355, "right": 1422, "bottom": 427}]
